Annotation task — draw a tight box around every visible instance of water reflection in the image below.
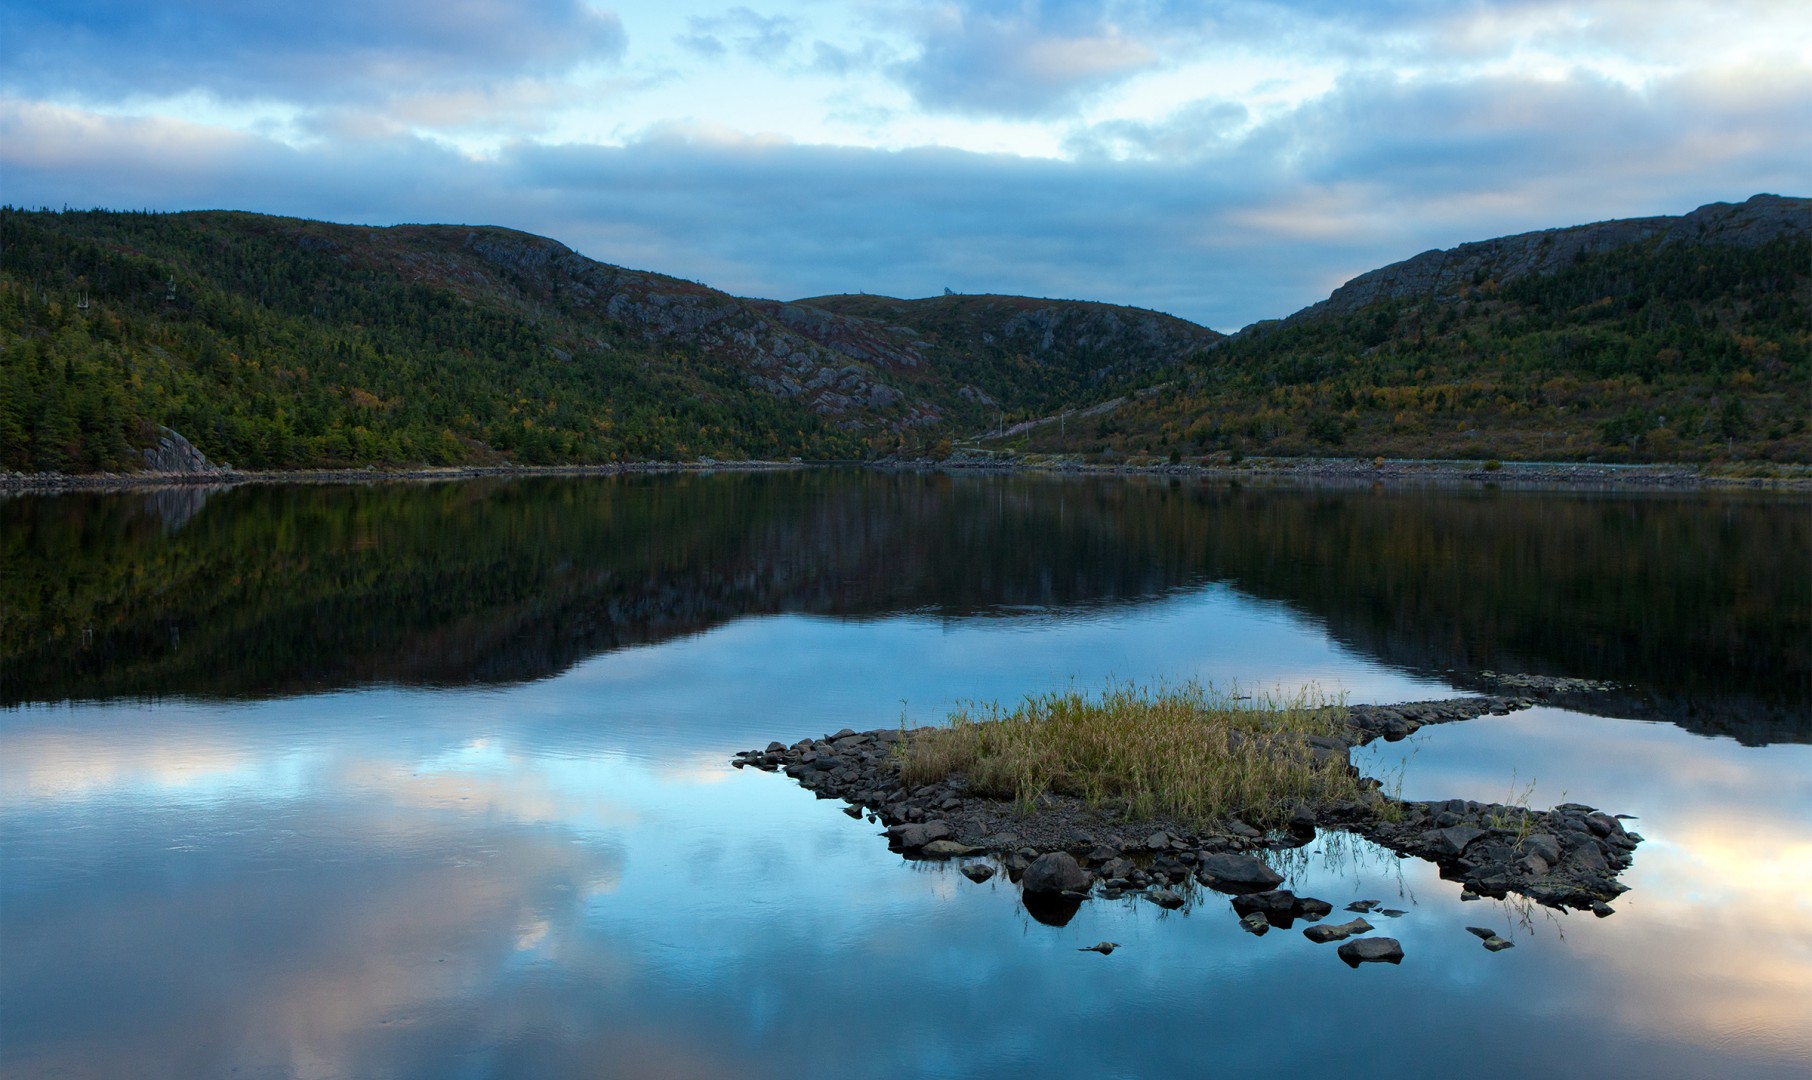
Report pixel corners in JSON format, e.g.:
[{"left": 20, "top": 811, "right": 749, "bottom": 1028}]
[
  {"left": 5, "top": 696, "right": 1808, "bottom": 1079},
  {"left": 4, "top": 472, "right": 1806, "bottom": 741},
  {"left": 3, "top": 474, "right": 1809, "bottom": 1079}
]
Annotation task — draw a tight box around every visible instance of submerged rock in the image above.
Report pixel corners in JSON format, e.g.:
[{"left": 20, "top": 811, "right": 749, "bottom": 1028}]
[
  {"left": 1338, "top": 937, "right": 1404, "bottom": 966},
  {"left": 1304, "top": 917, "right": 1374, "bottom": 944}
]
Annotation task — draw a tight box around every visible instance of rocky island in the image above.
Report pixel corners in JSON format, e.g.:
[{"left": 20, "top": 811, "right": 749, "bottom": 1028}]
[{"left": 734, "top": 686, "right": 1642, "bottom": 961}]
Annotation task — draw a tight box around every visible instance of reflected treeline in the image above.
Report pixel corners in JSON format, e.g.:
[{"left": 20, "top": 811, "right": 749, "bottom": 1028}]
[{"left": 3, "top": 472, "right": 1806, "bottom": 741}]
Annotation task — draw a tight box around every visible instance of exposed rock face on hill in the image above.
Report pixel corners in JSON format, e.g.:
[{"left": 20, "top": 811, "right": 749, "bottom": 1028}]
[
  {"left": 795, "top": 293, "right": 1222, "bottom": 413},
  {"left": 1293, "top": 193, "right": 1811, "bottom": 322},
  {"left": 398, "top": 226, "right": 941, "bottom": 429},
  {"left": 402, "top": 226, "right": 1216, "bottom": 430},
  {"left": 141, "top": 427, "right": 215, "bottom": 473}
]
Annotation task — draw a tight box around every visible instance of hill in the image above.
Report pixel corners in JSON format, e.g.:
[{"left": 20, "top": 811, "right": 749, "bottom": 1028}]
[
  {"left": 987, "top": 194, "right": 1810, "bottom": 464},
  {"left": 0, "top": 209, "right": 1216, "bottom": 472}
]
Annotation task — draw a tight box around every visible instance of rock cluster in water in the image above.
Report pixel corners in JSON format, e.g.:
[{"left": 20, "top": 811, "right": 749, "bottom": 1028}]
[{"left": 732, "top": 694, "right": 1642, "bottom": 961}]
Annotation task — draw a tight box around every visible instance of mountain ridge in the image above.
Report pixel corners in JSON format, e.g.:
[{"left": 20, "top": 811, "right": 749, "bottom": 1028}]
[
  {"left": 1283, "top": 193, "right": 1808, "bottom": 326},
  {"left": 2, "top": 195, "right": 1805, "bottom": 472}
]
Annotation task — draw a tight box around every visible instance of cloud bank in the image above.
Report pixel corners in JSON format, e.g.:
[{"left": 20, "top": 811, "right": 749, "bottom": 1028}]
[{"left": 1, "top": 0, "right": 1807, "bottom": 328}]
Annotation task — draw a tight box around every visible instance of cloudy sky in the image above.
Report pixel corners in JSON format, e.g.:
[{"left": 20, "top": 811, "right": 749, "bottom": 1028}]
[{"left": 3, "top": 1, "right": 1807, "bottom": 329}]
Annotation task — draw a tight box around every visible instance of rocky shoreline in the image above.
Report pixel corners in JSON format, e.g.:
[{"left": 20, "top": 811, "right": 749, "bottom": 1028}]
[
  {"left": 6, "top": 454, "right": 1807, "bottom": 496},
  {"left": 734, "top": 693, "right": 1643, "bottom": 961},
  {"left": 0, "top": 458, "right": 811, "bottom": 495},
  {"left": 875, "top": 453, "right": 1811, "bottom": 491}
]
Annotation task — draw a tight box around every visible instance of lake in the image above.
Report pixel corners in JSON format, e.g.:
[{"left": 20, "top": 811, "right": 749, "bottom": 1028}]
[{"left": 2, "top": 470, "right": 1808, "bottom": 1079}]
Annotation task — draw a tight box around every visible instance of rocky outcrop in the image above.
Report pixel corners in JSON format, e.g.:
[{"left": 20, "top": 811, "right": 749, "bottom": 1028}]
[
  {"left": 733, "top": 694, "right": 1645, "bottom": 944},
  {"left": 1289, "top": 193, "right": 1810, "bottom": 323},
  {"left": 141, "top": 427, "right": 216, "bottom": 473}
]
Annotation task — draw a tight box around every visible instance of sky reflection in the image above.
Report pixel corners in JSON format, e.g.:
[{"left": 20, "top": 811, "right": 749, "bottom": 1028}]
[{"left": 3, "top": 505, "right": 1809, "bottom": 1078}]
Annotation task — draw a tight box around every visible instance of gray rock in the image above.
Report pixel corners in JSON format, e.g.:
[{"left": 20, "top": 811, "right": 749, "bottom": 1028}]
[
  {"left": 1099, "top": 857, "right": 1136, "bottom": 880},
  {"left": 1288, "top": 804, "right": 1317, "bottom": 838},
  {"left": 1428, "top": 825, "right": 1487, "bottom": 856},
  {"left": 1196, "top": 854, "right": 1285, "bottom": 894},
  {"left": 1296, "top": 898, "right": 1334, "bottom": 920},
  {"left": 1304, "top": 918, "right": 1373, "bottom": 944},
  {"left": 960, "top": 863, "right": 995, "bottom": 883},
  {"left": 142, "top": 426, "right": 215, "bottom": 473},
  {"left": 1482, "top": 935, "right": 1515, "bottom": 952},
  {"left": 886, "top": 821, "right": 951, "bottom": 850},
  {"left": 1239, "top": 911, "right": 1271, "bottom": 935},
  {"left": 1346, "top": 900, "right": 1380, "bottom": 913},
  {"left": 1146, "top": 888, "right": 1186, "bottom": 909},
  {"left": 1021, "top": 852, "right": 1092, "bottom": 895},
  {"left": 1232, "top": 890, "right": 1300, "bottom": 917},
  {"left": 1465, "top": 926, "right": 1497, "bottom": 940},
  {"left": 920, "top": 840, "right": 978, "bottom": 857},
  {"left": 1338, "top": 936, "right": 1404, "bottom": 966},
  {"left": 1568, "top": 843, "right": 1610, "bottom": 873}
]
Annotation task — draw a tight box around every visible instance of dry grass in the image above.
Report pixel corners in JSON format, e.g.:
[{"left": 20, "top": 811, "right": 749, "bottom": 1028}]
[{"left": 899, "top": 681, "right": 1375, "bottom": 828}]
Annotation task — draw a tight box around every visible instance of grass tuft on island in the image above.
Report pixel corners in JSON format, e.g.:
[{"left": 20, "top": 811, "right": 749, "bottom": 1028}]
[{"left": 898, "top": 682, "right": 1380, "bottom": 829}]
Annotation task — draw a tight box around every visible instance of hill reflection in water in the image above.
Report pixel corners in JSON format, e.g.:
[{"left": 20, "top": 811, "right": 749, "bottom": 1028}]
[{"left": 3, "top": 471, "right": 1805, "bottom": 742}]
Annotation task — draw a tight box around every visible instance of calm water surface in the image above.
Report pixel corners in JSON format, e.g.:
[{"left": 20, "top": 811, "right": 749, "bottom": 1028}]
[{"left": 2, "top": 472, "right": 1808, "bottom": 1079}]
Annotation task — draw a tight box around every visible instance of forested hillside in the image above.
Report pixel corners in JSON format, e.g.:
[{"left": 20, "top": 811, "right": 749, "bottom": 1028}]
[
  {"left": 4, "top": 197, "right": 1805, "bottom": 473},
  {"left": 994, "top": 196, "right": 1810, "bottom": 464},
  {"left": 0, "top": 209, "right": 1216, "bottom": 472}
]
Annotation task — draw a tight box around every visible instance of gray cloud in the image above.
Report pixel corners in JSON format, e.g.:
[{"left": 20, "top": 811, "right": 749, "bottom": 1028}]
[
  {"left": 0, "top": 0, "right": 625, "bottom": 106},
  {"left": 3, "top": 62, "right": 1805, "bottom": 331},
  {"left": 889, "top": 0, "right": 1163, "bottom": 118}
]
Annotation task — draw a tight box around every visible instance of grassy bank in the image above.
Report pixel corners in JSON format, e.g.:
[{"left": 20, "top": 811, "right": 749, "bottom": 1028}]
[{"left": 899, "top": 682, "right": 1376, "bottom": 828}]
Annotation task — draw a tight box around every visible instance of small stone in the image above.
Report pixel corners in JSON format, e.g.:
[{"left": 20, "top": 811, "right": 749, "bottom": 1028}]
[
  {"left": 1337, "top": 937, "right": 1404, "bottom": 966},
  {"left": 920, "top": 840, "right": 977, "bottom": 857},
  {"left": 960, "top": 863, "right": 995, "bottom": 883},
  {"left": 1296, "top": 898, "right": 1334, "bottom": 920},
  {"left": 1145, "top": 831, "right": 1172, "bottom": 850},
  {"left": 842, "top": 805, "right": 862, "bottom": 818},
  {"left": 1482, "top": 936, "right": 1515, "bottom": 952},
  {"left": 1240, "top": 911, "right": 1271, "bottom": 935},
  {"left": 1304, "top": 918, "right": 1374, "bottom": 944},
  {"left": 885, "top": 821, "right": 951, "bottom": 850},
  {"left": 1078, "top": 941, "right": 1119, "bottom": 955},
  {"left": 1377, "top": 908, "right": 1407, "bottom": 918},
  {"left": 1465, "top": 926, "right": 1497, "bottom": 940},
  {"left": 1590, "top": 901, "right": 1615, "bottom": 918},
  {"left": 1346, "top": 900, "right": 1380, "bottom": 913},
  {"left": 1460, "top": 889, "right": 1481, "bottom": 902},
  {"left": 1288, "top": 804, "right": 1317, "bottom": 837}
]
